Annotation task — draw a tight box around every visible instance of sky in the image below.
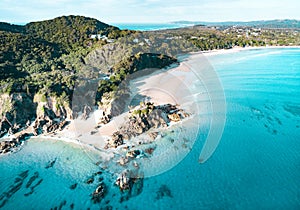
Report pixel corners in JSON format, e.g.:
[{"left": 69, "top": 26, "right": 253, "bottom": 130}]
[{"left": 0, "top": 0, "right": 300, "bottom": 24}]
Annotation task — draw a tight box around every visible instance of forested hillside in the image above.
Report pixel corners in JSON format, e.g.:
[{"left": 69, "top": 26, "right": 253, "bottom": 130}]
[{"left": 0, "top": 16, "right": 299, "bottom": 138}]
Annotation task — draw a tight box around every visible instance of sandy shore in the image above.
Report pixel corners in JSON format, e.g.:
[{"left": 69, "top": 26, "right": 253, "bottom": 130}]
[
  {"left": 55, "top": 57, "right": 200, "bottom": 149},
  {"left": 22, "top": 45, "right": 299, "bottom": 150}
]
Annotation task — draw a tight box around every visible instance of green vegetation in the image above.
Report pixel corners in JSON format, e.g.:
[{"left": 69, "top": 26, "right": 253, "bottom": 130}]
[
  {"left": 1, "top": 15, "right": 299, "bottom": 121},
  {"left": 25, "top": 15, "right": 117, "bottom": 51},
  {"left": 131, "top": 102, "right": 155, "bottom": 117},
  {"left": 162, "top": 26, "right": 300, "bottom": 51},
  {"left": 96, "top": 53, "right": 176, "bottom": 101},
  {"left": 0, "top": 16, "right": 129, "bottom": 99}
]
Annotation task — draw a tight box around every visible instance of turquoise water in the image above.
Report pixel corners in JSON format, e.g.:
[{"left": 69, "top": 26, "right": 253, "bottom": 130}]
[
  {"left": 123, "top": 48, "right": 300, "bottom": 209},
  {"left": 1, "top": 48, "right": 300, "bottom": 209},
  {"left": 113, "top": 23, "right": 194, "bottom": 31}
]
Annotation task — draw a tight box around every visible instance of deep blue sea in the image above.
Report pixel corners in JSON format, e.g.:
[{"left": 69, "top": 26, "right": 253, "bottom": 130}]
[{"left": 1, "top": 48, "right": 300, "bottom": 209}]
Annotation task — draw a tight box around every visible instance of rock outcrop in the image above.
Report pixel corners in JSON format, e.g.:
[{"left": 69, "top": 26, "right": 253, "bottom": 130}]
[
  {"left": 115, "top": 169, "right": 144, "bottom": 202},
  {"left": 0, "top": 93, "right": 37, "bottom": 137},
  {"left": 0, "top": 93, "right": 72, "bottom": 154},
  {"left": 115, "top": 170, "right": 132, "bottom": 191},
  {"left": 91, "top": 182, "right": 107, "bottom": 203},
  {"left": 106, "top": 132, "right": 124, "bottom": 148},
  {"left": 106, "top": 102, "right": 189, "bottom": 148},
  {"left": 0, "top": 133, "right": 31, "bottom": 154},
  {"left": 0, "top": 92, "right": 73, "bottom": 138}
]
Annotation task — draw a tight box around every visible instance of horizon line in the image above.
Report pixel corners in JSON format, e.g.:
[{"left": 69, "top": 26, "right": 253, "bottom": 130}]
[{"left": 4, "top": 17, "right": 300, "bottom": 26}]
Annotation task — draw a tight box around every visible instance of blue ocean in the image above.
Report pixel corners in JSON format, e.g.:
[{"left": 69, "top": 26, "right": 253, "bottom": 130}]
[
  {"left": 113, "top": 23, "right": 194, "bottom": 31},
  {"left": 1, "top": 48, "right": 300, "bottom": 209}
]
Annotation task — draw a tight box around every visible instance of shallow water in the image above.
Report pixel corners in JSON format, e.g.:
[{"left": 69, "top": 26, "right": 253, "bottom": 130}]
[{"left": 1, "top": 48, "right": 300, "bottom": 209}]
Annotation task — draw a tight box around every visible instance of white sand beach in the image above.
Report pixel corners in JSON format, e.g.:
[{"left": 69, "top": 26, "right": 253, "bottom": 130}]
[
  {"left": 52, "top": 51, "right": 206, "bottom": 147},
  {"left": 30, "top": 45, "right": 300, "bottom": 155}
]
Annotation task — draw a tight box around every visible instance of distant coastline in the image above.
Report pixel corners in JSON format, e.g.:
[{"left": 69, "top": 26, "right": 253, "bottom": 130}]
[{"left": 201, "top": 45, "right": 300, "bottom": 56}]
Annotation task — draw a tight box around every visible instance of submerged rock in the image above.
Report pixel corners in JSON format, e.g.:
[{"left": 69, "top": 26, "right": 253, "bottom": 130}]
[
  {"left": 26, "top": 172, "right": 39, "bottom": 188},
  {"left": 70, "top": 183, "right": 78, "bottom": 190},
  {"left": 145, "top": 147, "right": 155, "bottom": 155},
  {"left": 45, "top": 158, "right": 57, "bottom": 169},
  {"left": 0, "top": 170, "right": 30, "bottom": 207},
  {"left": 156, "top": 184, "right": 173, "bottom": 200},
  {"left": 86, "top": 177, "right": 94, "bottom": 184}
]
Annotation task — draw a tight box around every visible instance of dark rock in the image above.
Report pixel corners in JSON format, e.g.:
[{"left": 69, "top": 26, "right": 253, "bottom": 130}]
[
  {"left": 100, "top": 205, "right": 113, "bottom": 210},
  {"left": 47, "top": 123, "right": 59, "bottom": 133},
  {"left": 0, "top": 169, "right": 30, "bottom": 207},
  {"left": 90, "top": 130, "right": 97, "bottom": 135},
  {"left": 70, "top": 183, "right": 77, "bottom": 190},
  {"left": 115, "top": 170, "right": 131, "bottom": 191},
  {"left": 19, "top": 170, "right": 29, "bottom": 179},
  {"left": 45, "top": 158, "right": 57, "bottom": 169},
  {"left": 110, "top": 103, "right": 189, "bottom": 146},
  {"left": 86, "top": 177, "right": 94, "bottom": 184},
  {"left": 107, "top": 132, "right": 124, "bottom": 148},
  {"left": 58, "top": 200, "right": 67, "bottom": 210},
  {"left": 50, "top": 200, "right": 67, "bottom": 210},
  {"left": 9, "top": 181, "right": 23, "bottom": 195},
  {"left": 99, "top": 114, "right": 111, "bottom": 125},
  {"left": 0, "top": 134, "right": 30, "bottom": 154},
  {"left": 93, "top": 171, "right": 103, "bottom": 176},
  {"left": 58, "top": 120, "right": 69, "bottom": 130},
  {"left": 91, "top": 182, "right": 107, "bottom": 203},
  {"left": 116, "top": 170, "right": 144, "bottom": 202},
  {"left": 26, "top": 171, "right": 39, "bottom": 188},
  {"left": 130, "top": 177, "right": 143, "bottom": 197},
  {"left": 126, "top": 150, "right": 141, "bottom": 158},
  {"left": 156, "top": 184, "right": 173, "bottom": 200},
  {"left": 24, "top": 178, "right": 43, "bottom": 196},
  {"left": 0, "top": 93, "right": 37, "bottom": 137}
]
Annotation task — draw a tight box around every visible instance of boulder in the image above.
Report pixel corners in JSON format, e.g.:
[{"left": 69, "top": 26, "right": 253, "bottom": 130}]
[
  {"left": 148, "top": 132, "right": 159, "bottom": 140},
  {"left": 126, "top": 150, "right": 141, "bottom": 158},
  {"left": 108, "top": 132, "right": 124, "bottom": 148},
  {"left": 118, "top": 157, "right": 129, "bottom": 166},
  {"left": 115, "top": 170, "right": 131, "bottom": 191},
  {"left": 86, "top": 177, "right": 94, "bottom": 184},
  {"left": 92, "top": 182, "right": 107, "bottom": 203},
  {"left": 168, "top": 113, "right": 181, "bottom": 122},
  {"left": 99, "top": 114, "right": 110, "bottom": 125}
]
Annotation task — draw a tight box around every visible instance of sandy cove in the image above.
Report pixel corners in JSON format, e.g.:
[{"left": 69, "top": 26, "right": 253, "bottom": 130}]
[
  {"left": 57, "top": 54, "right": 202, "bottom": 150},
  {"left": 8, "top": 45, "right": 299, "bottom": 151}
]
